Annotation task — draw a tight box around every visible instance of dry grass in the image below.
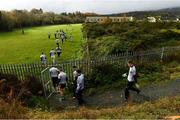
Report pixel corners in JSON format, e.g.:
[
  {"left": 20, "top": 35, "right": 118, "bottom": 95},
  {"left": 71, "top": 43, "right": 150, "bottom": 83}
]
[
  {"left": 168, "top": 65, "right": 180, "bottom": 80},
  {"left": 28, "top": 96, "right": 180, "bottom": 119},
  {"left": 0, "top": 99, "right": 28, "bottom": 119}
]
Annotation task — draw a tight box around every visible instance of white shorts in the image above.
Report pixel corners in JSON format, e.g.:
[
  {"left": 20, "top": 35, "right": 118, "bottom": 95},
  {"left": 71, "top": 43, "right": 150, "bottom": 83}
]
[
  {"left": 41, "top": 61, "right": 46, "bottom": 64},
  {"left": 51, "top": 56, "right": 55, "bottom": 59}
]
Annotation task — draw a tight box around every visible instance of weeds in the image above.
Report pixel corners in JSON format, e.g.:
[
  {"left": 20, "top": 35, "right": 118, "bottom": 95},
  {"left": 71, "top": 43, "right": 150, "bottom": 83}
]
[{"left": 27, "top": 96, "right": 180, "bottom": 119}]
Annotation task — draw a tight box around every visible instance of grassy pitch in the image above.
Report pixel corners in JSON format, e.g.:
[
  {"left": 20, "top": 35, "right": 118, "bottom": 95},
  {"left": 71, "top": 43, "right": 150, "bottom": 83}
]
[{"left": 0, "top": 24, "right": 84, "bottom": 64}]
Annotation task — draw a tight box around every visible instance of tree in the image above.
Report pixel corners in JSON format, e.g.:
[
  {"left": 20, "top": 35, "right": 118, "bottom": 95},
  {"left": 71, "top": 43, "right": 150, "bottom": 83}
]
[
  {"left": 0, "top": 9, "right": 86, "bottom": 30},
  {"left": 0, "top": 11, "right": 14, "bottom": 31},
  {"left": 30, "top": 8, "right": 43, "bottom": 14}
]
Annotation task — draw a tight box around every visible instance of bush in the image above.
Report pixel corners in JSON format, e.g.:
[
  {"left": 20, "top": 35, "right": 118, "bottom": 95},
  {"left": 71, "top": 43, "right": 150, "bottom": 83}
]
[
  {"left": 0, "top": 73, "right": 47, "bottom": 108},
  {"left": 88, "top": 63, "right": 127, "bottom": 89},
  {"left": 0, "top": 73, "right": 20, "bottom": 86},
  {"left": 83, "top": 22, "right": 180, "bottom": 57},
  {"left": 22, "top": 75, "right": 43, "bottom": 96},
  {"left": 25, "top": 95, "right": 48, "bottom": 109}
]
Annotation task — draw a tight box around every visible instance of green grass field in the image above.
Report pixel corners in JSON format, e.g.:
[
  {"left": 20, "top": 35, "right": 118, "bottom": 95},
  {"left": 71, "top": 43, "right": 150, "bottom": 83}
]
[{"left": 0, "top": 24, "right": 84, "bottom": 64}]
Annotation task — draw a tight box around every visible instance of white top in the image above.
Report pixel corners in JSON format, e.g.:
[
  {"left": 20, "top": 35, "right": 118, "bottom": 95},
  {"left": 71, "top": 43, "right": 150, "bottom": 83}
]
[
  {"left": 60, "top": 31, "right": 64, "bottom": 35},
  {"left": 55, "top": 39, "right": 60, "bottom": 43},
  {"left": 49, "top": 67, "right": 59, "bottom": 77},
  {"left": 58, "top": 72, "right": 67, "bottom": 84},
  {"left": 50, "top": 50, "right": 56, "bottom": 57},
  {"left": 61, "top": 35, "right": 65, "bottom": 39},
  {"left": 76, "top": 74, "right": 84, "bottom": 91},
  {"left": 127, "top": 66, "right": 136, "bottom": 82},
  {"left": 56, "top": 48, "right": 61, "bottom": 53},
  {"left": 73, "top": 71, "right": 78, "bottom": 81},
  {"left": 40, "top": 54, "right": 46, "bottom": 61}
]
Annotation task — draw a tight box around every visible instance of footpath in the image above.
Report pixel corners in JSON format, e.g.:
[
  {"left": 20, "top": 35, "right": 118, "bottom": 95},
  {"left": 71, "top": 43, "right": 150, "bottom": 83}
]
[{"left": 49, "top": 79, "right": 180, "bottom": 109}]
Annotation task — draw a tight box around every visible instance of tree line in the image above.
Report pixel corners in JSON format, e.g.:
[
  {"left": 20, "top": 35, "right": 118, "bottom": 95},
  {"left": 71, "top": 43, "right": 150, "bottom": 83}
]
[
  {"left": 108, "top": 7, "right": 180, "bottom": 20},
  {"left": 0, "top": 8, "right": 94, "bottom": 31}
]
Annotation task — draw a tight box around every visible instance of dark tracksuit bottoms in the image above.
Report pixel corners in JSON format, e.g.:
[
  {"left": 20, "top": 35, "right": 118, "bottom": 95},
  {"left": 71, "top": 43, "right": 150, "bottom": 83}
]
[
  {"left": 76, "top": 89, "right": 84, "bottom": 105},
  {"left": 125, "top": 81, "right": 140, "bottom": 100}
]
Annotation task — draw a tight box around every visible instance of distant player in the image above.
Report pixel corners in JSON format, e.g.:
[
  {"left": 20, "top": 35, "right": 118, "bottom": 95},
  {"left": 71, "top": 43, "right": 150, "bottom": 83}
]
[
  {"left": 50, "top": 49, "right": 56, "bottom": 64},
  {"left": 40, "top": 52, "right": 46, "bottom": 64},
  {"left": 61, "top": 35, "right": 65, "bottom": 44},
  {"left": 55, "top": 39, "right": 60, "bottom": 47},
  {"left": 54, "top": 31, "right": 57, "bottom": 39},
  {"left": 56, "top": 47, "right": 62, "bottom": 58},
  {"left": 48, "top": 32, "right": 51, "bottom": 39}
]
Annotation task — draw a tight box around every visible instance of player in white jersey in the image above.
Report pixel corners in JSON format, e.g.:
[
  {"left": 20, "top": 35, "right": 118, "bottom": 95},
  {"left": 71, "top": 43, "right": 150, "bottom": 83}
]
[
  {"left": 49, "top": 66, "right": 60, "bottom": 90},
  {"left": 48, "top": 32, "right": 51, "bottom": 39},
  {"left": 76, "top": 69, "right": 85, "bottom": 105},
  {"left": 56, "top": 47, "right": 62, "bottom": 58},
  {"left": 40, "top": 52, "right": 46, "bottom": 64},
  {"left": 50, "top": 49, "right": 56, "bottom": 64},
  {"left": 58, "top": 69, "right": 68, "bottom": 99},
  {"left": 124, "top": 60, "right": 140, "bottom": 102},
  {"left": 72, "top": 66, "right": 78, "bottom": 99}
]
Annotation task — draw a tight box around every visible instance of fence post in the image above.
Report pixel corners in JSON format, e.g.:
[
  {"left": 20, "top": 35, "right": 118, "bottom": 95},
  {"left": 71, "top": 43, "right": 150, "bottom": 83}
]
[{"left": 161, "top": 47, "right": 165, "bottom": 62}]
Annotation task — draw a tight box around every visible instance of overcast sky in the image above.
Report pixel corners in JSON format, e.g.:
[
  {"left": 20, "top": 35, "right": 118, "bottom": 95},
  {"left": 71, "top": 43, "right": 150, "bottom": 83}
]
[{"left": 0, "top": 0, "right": 180, "bottom": 14}]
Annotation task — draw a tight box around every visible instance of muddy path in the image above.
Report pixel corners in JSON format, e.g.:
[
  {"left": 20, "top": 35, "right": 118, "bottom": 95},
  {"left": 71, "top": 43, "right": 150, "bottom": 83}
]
[{"left": 49, "top": 79, "right": 180, "bottom": 109}]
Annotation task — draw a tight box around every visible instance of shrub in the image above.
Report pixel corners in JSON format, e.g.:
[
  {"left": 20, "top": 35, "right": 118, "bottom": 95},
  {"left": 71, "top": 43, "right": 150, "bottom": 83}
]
[
  {"left": 0, "top": 73, "right": 47, "bottom": 109},
  {"left": 88, "top": 63, "right": 127, "bottom": 89},
  {"left": 83, "top": 22, "right": 180, "bottom": 57}
]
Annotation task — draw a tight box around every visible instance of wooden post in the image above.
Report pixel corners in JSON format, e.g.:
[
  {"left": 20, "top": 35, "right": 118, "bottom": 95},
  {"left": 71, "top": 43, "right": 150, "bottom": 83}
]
[{"left": 161, "top": 47, "right": 165, "bottom": 62}]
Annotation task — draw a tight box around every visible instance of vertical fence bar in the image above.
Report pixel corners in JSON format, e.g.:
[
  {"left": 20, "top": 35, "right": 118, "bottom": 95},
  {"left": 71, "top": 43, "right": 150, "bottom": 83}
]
[{"left": 161, "top": 47, "right": 165, "bottom": 62}]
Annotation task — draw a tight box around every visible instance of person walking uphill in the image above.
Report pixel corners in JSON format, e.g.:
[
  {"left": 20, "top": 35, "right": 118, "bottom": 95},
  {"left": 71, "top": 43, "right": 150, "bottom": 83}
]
[
  {"left": 124, "top": 60, "right": 140, "bottom": 102},
  {"left": 40, "top": 52, "right": 46, "bottom": 64},
  {"left": 48, "top": 32, "right": 51, "bottom": 39},
  {"left": 49, "top": 66, "right": 60, "bottom": 91},
  {"left": 56, "top": 47, "right": 62, "bottom": 58},
  {"left": 72, "top": 66, "right": 78, "bottom": 99},
  {"left": 76, "top": 69, "right": 85, "bottom": 106},
  {"left": 58, "top": 69, "right": 68, "bottom": 100},
  {"left": 50, "top": 49, "right": 56, "bottom": 64}
]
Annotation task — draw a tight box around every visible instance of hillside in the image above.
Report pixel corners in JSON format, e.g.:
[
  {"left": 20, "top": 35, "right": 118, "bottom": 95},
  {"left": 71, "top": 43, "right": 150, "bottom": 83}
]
[
  {"left": 159, "top": 7, "right": 180, "bottom": 13},
  {"left": 83, "top": 22, "right": 180, "bottom": 57},
  {"left": 105, "top": 7, "right": 180, "bottom": 20}
]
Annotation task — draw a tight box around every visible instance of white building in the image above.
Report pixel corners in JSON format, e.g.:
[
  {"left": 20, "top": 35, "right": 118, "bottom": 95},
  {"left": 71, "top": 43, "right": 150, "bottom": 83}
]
[
  {"left": 147, "top": 17, "right": 156, "bottom": 22},
  {"left": 176, "top": 18, "right": 179, "bottom": 22},
  {"left": 85, "top": 17, "right": 107, "bottom": 23},
  {"left": 85, "top": 16, "right": 134, "bottom": 23}
]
